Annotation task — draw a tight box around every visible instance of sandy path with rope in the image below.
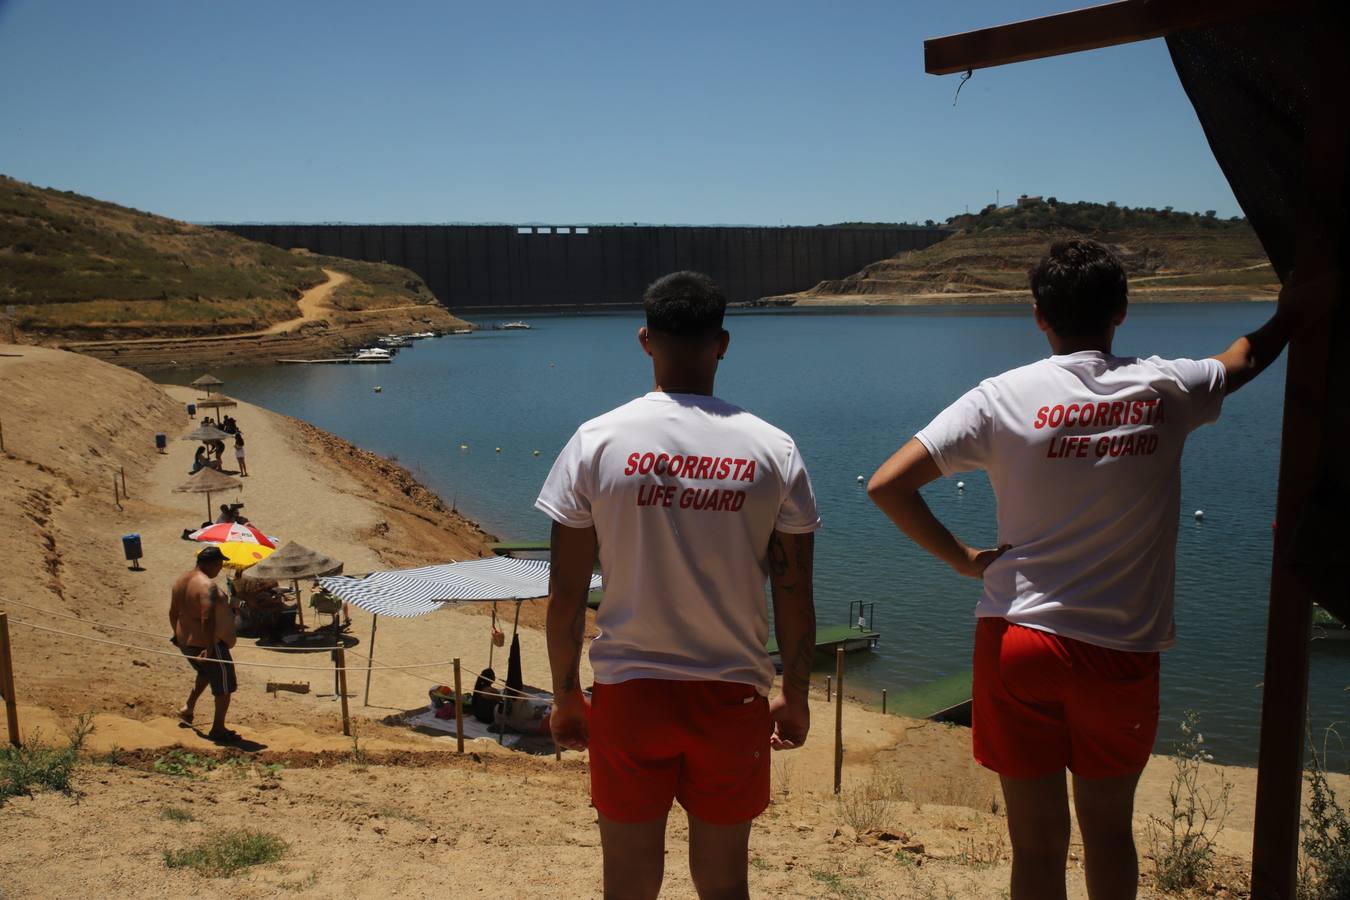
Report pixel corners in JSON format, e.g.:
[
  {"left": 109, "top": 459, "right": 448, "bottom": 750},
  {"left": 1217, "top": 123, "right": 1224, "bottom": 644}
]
[{"left": 0, "top": 344, "right": 582, "bottom": 757}]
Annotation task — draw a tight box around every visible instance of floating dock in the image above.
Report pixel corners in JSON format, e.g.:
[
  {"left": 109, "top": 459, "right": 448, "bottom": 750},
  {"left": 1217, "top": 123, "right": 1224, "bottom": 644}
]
[
  {"left": 766, "top": 623, "right": 881, "bottom": 657},
  {"left": 276, "top": 357, "right": 391, "bottom": 365},
  {"left": 489, "top": 541, "right": 551, "bottom": 555}
]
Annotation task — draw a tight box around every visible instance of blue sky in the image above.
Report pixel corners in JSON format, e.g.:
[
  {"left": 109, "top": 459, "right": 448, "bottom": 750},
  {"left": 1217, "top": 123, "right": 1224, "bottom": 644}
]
[{"left": 0, "top": 0, "right": 1241, "bottom": 225}]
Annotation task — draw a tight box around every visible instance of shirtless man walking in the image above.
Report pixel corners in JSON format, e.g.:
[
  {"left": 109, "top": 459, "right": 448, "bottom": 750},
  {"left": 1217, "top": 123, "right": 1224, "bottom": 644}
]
[{"left": 169, "top": 545, "right": 240, "bottom": 742}]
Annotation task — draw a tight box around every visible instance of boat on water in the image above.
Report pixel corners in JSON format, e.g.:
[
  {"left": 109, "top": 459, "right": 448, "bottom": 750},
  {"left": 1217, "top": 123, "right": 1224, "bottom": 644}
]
[
  {"left": 409, "top": 330, "right": 437, "bottom": 339},
  {"left": 378, "top": 336, "right": 410, "bottom": 348},
  {"left": 495, "top": 321, "right": 532, "bottom": 330},
  {"left": 352, "top": 347, "right": 392, "bottom": 363}
]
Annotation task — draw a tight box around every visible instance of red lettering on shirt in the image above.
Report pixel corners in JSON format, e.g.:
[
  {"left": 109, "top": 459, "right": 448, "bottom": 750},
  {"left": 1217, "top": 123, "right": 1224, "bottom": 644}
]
[{"left": 624, "top": 452, "right": 640, "bottom": 476}]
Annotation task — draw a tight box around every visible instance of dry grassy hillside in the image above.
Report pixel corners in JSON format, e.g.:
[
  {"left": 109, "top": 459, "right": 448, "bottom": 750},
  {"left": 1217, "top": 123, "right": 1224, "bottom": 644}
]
[
  {"left": 0, "top": 176, "right": 442, "bottom": 338},
  {"left": 789, "top": 202, "right": 1278, "bottom": 304}
]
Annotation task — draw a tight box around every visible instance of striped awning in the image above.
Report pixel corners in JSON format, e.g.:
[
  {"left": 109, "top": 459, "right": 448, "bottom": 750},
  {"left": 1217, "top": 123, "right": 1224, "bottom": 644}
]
[{"left": 317, "top": 556, "right": 602, "bottom": 619}]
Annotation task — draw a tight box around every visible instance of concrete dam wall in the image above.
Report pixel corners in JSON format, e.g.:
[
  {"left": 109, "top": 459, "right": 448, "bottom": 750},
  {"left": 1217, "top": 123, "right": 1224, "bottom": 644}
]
[{"left": 218, "top": 224, "right": 950, "bottom": 310}]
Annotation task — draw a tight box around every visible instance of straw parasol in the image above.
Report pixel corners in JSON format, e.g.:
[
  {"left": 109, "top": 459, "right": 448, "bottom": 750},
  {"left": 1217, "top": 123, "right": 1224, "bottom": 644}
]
[
  {"left": 195, "top": 396, "right": 237, "bottom": 412},
  {"left": 242, "top": 541, "right": 344, "bottom": 630},
  {"left": 181, "top": 423, "right": 232, "bottom": 444},
  {"left": 173, "top": 466, "right": 242, "bottom": 520},
  {"left": 190, "top": 374, "right": 224, "bottom": 397}
]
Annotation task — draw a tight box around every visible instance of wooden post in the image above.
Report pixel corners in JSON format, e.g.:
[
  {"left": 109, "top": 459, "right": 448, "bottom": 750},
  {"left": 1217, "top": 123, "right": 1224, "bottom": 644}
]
[
  {"left": 119, "top": 466, "right": 127, "bottom": 499},
  {"left": 453, "top": 658, "right": 465, "bottom": 754},
  {"left": 362, "top": 614, "right": 378, "bottom": 707},
  {"left": 335, "top": 647, "right": 351, "bottom": 736},
  {"left": 0, "top": 419, "right": 5, "bottom": 454},
  {"left": 825, "top": 674, "right": 831, "bottom": 702},
  {"left": 0, "top": 613, "right": 20, "bottom": 746},
  {"left": 113, "top": 475, "right": 120, "bottom": 508},
  {"left": 833, "top": 647, "right": 844, "bottom": 795},
  {"left": 882, "top": 689, "right": 887, "bottom": 715}
]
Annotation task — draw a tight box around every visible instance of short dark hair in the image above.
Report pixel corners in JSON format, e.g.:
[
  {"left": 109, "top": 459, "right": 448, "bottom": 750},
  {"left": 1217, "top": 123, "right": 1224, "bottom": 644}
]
[
  {"left": 1029, "top": 240, "right": 1127, "bottom": 337},
  {"left": 644, "top": 271, "right": 726, "bottom": 337}
]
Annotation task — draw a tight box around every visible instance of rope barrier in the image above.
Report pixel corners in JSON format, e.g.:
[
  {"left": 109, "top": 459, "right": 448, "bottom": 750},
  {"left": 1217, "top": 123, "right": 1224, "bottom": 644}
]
[
  {"left": 1, "top": 605, "right": 560, "bottom": 696},
  {"left": 5, "top": 617, "right": 456, "bottom": 673},
  {"left": 0, "top": 598, "right": 169, "bottom": 640}
]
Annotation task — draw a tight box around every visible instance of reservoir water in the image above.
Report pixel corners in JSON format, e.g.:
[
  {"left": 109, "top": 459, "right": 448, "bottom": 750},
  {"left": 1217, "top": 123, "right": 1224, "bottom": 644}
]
[{"left": 171, "top": 303, "right": 1348, "bottom": 768}]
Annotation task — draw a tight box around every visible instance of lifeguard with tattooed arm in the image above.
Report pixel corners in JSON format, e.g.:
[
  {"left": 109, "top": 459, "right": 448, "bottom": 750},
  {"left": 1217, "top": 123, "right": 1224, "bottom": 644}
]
[
  {"left": 538, "top": 271, "right": 820, "bottom": 900},
  {"left": 867, "top": 239, "right": 1328, "bottom": 900}
]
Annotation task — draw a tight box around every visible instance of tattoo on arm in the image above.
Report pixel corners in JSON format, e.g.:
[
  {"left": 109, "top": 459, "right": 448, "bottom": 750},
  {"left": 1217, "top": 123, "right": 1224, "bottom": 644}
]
[
  {"left": 769, "top": 531, "right": 815, "bottom": 698},
  {"left": 783, "top": 631, "right": 815, "bottom": 698}
]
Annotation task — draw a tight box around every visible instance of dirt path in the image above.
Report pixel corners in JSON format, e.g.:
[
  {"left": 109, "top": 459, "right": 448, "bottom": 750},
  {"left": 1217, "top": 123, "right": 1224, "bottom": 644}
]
[
  {"left": 259, "top": 268, "right": 348, "bottom": 334},
  {"left": 60, "top": 269, "right": 351, "bottom": 349}
]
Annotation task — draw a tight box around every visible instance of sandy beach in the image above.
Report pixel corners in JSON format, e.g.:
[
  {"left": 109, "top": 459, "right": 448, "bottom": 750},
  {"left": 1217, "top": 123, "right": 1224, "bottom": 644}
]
[{"left": 0, "top": 345, "right": 1341, "bottom": 898}]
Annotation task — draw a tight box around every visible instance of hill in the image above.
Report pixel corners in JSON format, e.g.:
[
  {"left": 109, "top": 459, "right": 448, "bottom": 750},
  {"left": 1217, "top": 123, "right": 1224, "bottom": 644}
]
[
  {"left": 779, "top": 200, "right": 1278, "bottom": 305},
  {"left": 0, "top": 176, "right": 465, "bottom": 340}
]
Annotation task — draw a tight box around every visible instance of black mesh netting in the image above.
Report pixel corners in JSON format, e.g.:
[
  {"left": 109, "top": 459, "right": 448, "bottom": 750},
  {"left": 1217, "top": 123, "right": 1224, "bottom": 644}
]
[
  {"left": 1168, "top": 15, "right": 1348, "bottom": 622},
  {"left": 1166, "top": 15, "right": 1315, "bottom": 280}
]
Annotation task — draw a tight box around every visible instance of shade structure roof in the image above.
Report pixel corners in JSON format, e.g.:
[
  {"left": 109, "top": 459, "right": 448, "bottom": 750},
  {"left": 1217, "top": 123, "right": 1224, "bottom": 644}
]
[
  {"left": 181, "top": 424, "right": 233, "bottom": 442},
  {"left": 194, "top": 397, "right": 237, "bottom": 409},
  {"left": 173, "top": 466, "right": 243, "bottom": 494},
  {"left": 242, "top": 541, "right": 344, "bottom": 582},
  {"left": 318, "top": 556, "right": 602, "bottom": 618},
  {"left": 191, "top": 374, "right": 224, "bottom": 388}
]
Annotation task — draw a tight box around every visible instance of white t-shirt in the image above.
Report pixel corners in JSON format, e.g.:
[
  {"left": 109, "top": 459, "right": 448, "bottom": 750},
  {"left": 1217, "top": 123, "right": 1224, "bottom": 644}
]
[
  {"left": 915, "top": 351, "right": 1226, "bottom": 652},
  {"left": 536, "top": 391, "right": 821, "bottom": 694}
]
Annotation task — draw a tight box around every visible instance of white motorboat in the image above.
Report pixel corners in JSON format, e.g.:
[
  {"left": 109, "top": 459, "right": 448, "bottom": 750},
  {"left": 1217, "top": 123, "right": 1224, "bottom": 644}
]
[
  {"left": 496, "top": 321, "right": 532, "bottom": 330},
  {"left": 353, "top": 347, "right": 392, "bottom": 362}
]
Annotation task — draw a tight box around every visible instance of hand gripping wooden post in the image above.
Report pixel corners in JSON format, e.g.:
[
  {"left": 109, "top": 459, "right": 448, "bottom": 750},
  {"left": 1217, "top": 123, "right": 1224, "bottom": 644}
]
[
  {"left": 1, "top": 613, "right": 21, "bottom": 746},
  {"left": 453, "top": 658, "right": 464, "bottom": 754},
  {"left": 833, "top": 647, "right": 844, "bottom": 795},
  {"left": 335, "top": 647, "right": 351, "bottom": 737}
]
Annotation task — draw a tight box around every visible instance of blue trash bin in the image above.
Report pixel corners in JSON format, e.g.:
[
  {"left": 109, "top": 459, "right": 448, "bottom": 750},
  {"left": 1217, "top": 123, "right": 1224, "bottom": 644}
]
[
  {"left": 155, "top": 432, "right": 167, "bottom": 452},
  {"left": 121, "top": 533, "right": 143, "bottom": 570},
  {"left": 186, "top": 403, "right": 196, "bottom": 417}
]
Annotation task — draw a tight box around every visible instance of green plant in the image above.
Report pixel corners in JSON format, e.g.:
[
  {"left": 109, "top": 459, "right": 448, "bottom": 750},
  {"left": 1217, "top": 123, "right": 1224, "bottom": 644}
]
[
  {"left": 163, "top": 829, "right": 287, "bottom": 877},
  {"left": 1147, "top": 711, "right": 1232, "bottom": 891},
  {"left": 1299, "top": 727, "right": 1350, "bottom": 900},
  {"left": 152, "top": 749, "right": 220, "bottom": 778},
  {"left": 349, "top": 733, "right": 368, "bottom": 765},
  {"left": 0, "top": 715, "right": 92, "bottom": 804},
  {"left": 161, "top": 807, "right": 195, "bottom": 823},
  {"left": 277, "top": 872, "right": 319, "bottom": 891},
  {"left": 837, "top": 770, "right": 904, "bottom": 834}
]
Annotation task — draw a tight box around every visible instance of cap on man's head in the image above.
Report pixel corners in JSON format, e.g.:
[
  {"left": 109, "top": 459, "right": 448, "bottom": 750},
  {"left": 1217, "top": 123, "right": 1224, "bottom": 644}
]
[{"left": 196, "top": 545, "right": 227, "bottom": 565}]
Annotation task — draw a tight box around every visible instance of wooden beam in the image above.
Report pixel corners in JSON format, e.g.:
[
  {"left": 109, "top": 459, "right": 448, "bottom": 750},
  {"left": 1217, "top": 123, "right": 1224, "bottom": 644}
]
[
  {"left": 924, "top": 0, "right": 1299, "bottom": 75},
  {"left": 1250, "top": 5, "right": 1348, "bottom": 896}
]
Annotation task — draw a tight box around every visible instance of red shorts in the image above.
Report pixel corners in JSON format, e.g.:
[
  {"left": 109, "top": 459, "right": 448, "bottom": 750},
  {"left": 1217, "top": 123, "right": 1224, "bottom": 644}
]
[
  {"left": 589, "top": 679, "right": 770, "bottom": 825},
  {"left": 973, "top": 617, "right": 1160, "bottom": 779}
]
